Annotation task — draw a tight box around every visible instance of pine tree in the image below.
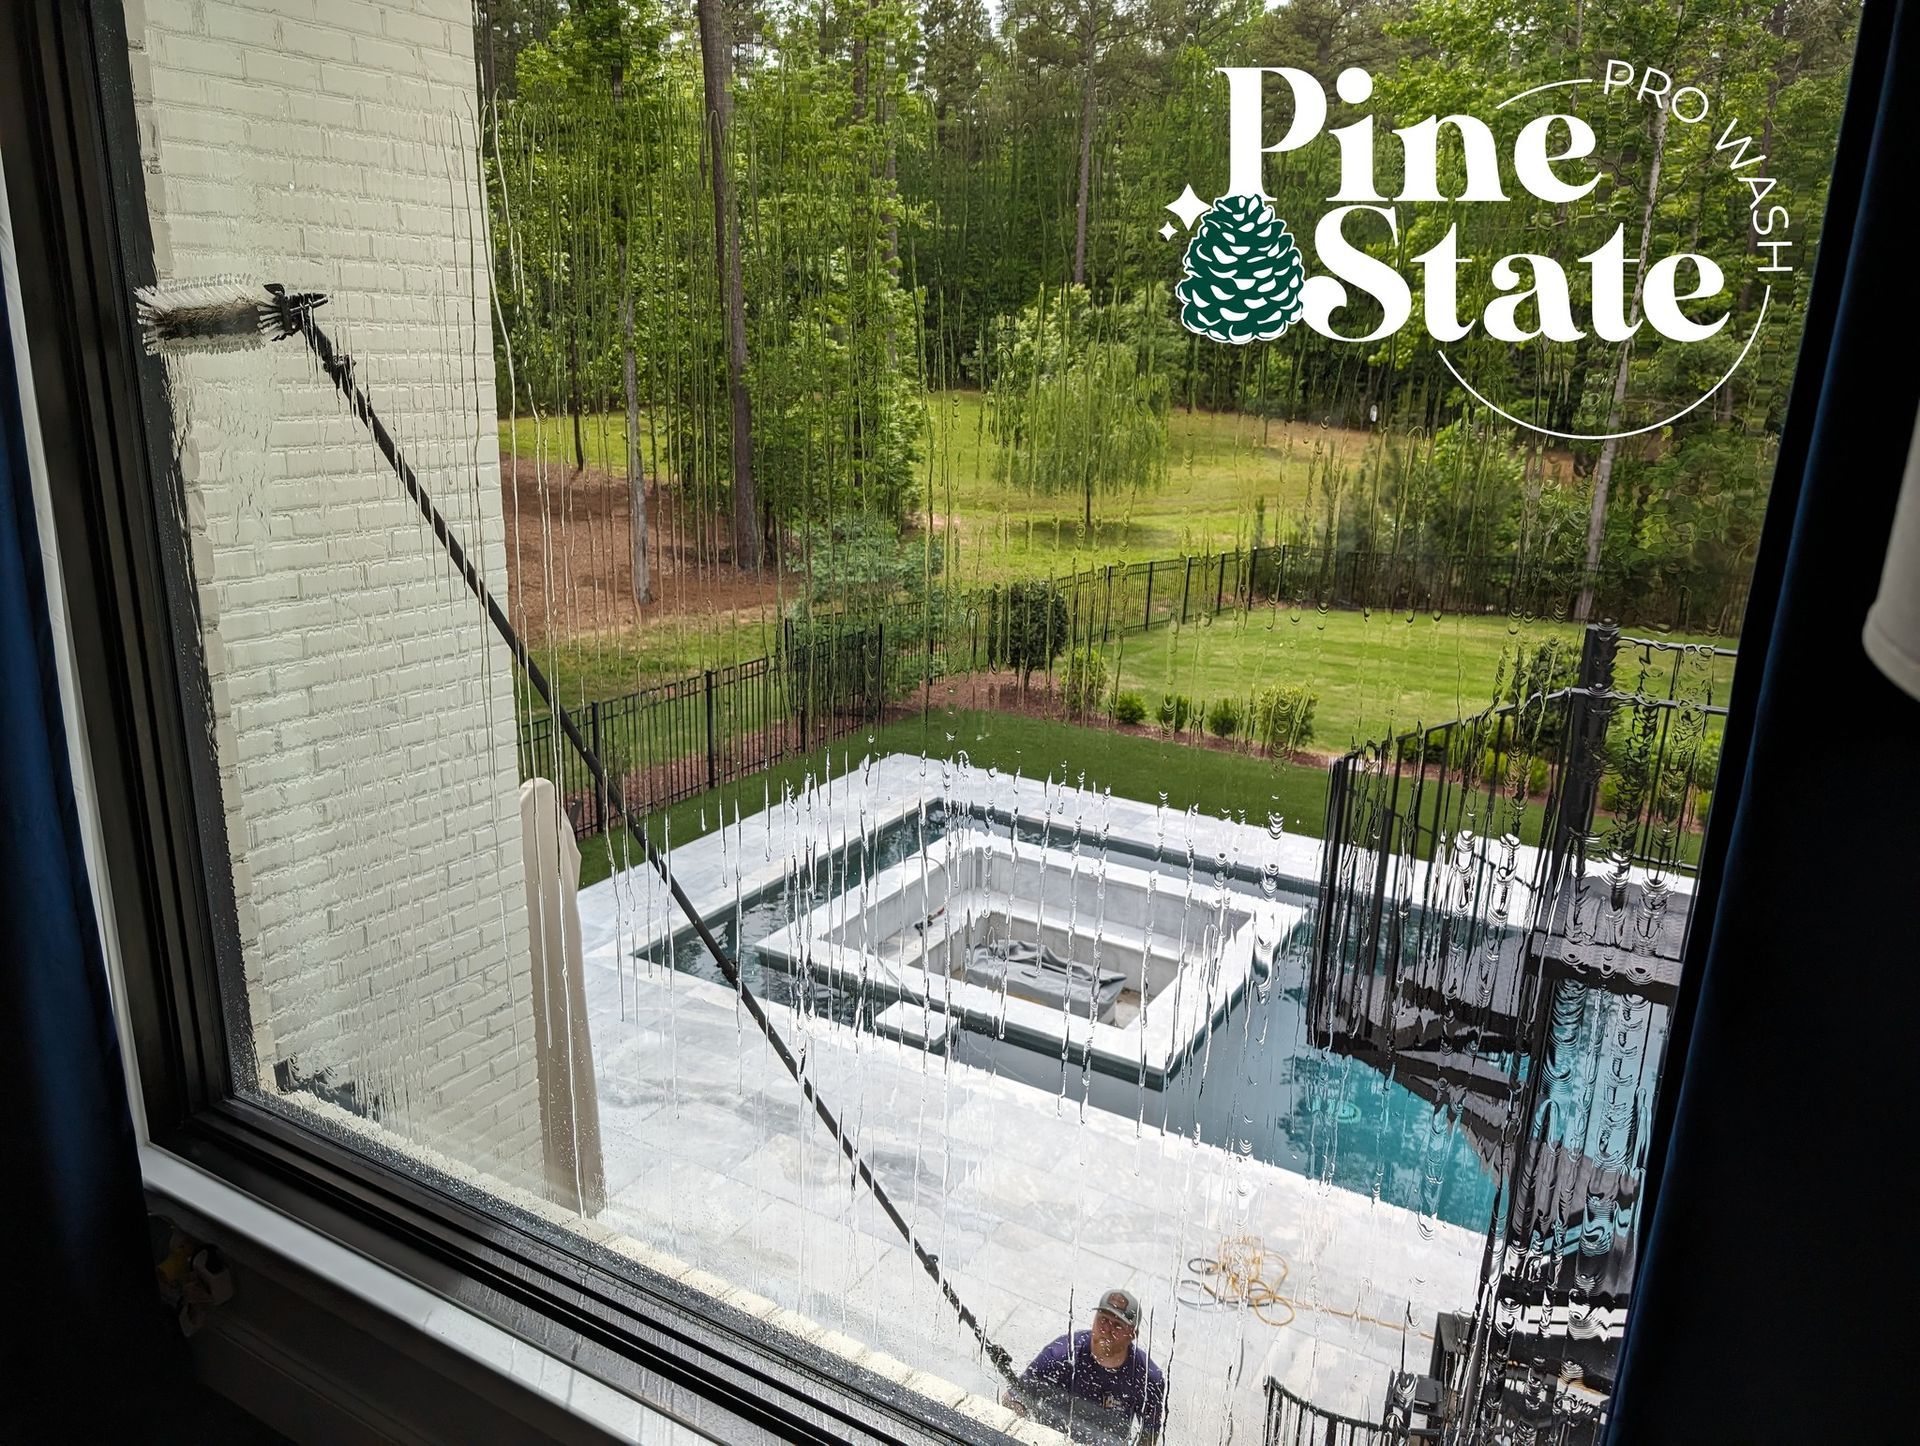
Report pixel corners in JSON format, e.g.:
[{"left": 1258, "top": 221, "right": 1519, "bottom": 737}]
[{"left": 1175, "top": 194, "right": 1306, "bottom": 345}]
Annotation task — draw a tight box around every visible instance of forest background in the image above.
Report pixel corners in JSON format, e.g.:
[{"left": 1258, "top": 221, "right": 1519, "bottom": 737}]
[{"left": 476, "top": 0, "right": 1857, "bottom": 758}]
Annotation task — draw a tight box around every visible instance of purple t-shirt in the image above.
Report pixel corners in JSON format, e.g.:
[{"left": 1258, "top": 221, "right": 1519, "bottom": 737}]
[{"left": 1022, "top": 1330, "right": 1167, "bottom": 1433}]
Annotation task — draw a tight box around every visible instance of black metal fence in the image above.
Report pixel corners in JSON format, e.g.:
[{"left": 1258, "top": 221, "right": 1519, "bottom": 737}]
[
  {"left": 1014, "top": 544, "right": 1746, "bottom": 649},
  {"left": 1306, "top": 624, "right": 1734, "bottom": 1441},
  {"left": 519, "top": 540, "right": 1743, "bottom": 840},
  {"left": 937, "top": 544, "right": 1741, "bottom": 700},
  {"left": 517, "top": 620, "right": 911, "bottom": 836},
  {"left": 1263, "top": 1381, "right": 1414, "bottom": 1446},
  {"left": 1312, "top": 625, "right": 1733, "bottom": 1037}
]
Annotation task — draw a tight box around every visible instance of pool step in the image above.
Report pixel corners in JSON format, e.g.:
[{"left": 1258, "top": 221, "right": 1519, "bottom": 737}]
[{"left": 873, "top": 1001, "right": 961, "bottom": 1053}]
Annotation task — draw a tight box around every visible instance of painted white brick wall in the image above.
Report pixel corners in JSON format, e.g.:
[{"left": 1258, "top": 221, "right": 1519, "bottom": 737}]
[{"left": 127, "top": 0, "right": 543, "bottom": 1183}]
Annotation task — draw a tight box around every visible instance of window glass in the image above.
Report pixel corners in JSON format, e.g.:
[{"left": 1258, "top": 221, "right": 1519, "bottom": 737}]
[{"left": 127, "top": 0, "right": 1860, "bottom": 1437}]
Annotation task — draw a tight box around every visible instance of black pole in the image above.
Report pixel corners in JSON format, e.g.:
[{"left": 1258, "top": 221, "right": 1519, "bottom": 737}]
[{"left": 289, "top": 311, "right": 1018, "bottom": 1384}]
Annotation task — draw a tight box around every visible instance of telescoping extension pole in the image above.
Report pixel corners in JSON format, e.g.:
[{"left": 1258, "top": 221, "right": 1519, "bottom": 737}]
[{"left": 136, "top": 279, "right": 1018, "bottom": 1386}]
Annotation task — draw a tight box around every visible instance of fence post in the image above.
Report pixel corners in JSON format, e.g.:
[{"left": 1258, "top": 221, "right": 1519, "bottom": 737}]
[
  {"left": 1550, "top": 622, "right": 1620, "bottom": 888},
  {"left": 589, "top": 700, "right": 604, "bottom": 834},
  {"left": 795, "top": 645, "right": 808, "bottom": 753},
  {"left": 1143, "top": 561, "right": 1154, "bottom": 631},
  {"left": 1103, "top": 565, "right": 1113, "bottom": 643},
  {"left": 1180, "top": 556, "right": 1193, "bottom": 623},
  {"left": 1216, "top": 551, "right": 1227, "bottom": 615},
  {"left": 704, "top": 668, "right": 717, "bottom": 792}
]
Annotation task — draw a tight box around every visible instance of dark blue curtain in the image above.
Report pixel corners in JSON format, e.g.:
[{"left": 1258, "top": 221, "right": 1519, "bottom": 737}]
[
  {"left": 1608, "top": 1, "right": 1919, "bottom": 1438},
  {"left": 0, "top": 269, "right": 180, "bottom": 1433}
]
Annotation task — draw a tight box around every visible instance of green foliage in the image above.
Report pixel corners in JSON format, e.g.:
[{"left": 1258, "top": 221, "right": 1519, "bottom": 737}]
[
  {"left": 489, "top": 0, "right": 927, "bottom": 543},
  {"left": 792, "top": 515, "right": 943, "bottom": 614},
  {"left": 1478, "top": 745, "right": 1551, "bottom": 794},
  {"left": 1495, "top": 636, "right": 1579, "bottom": 746},
  {"left": 1112, "top": 690, "right": 1148, "bottom": 725},
  {"left": 1603, "top": 714, "right": 1723, "bottom": 829},
  {"left": 1157, "top": 693, "right": 1194, "bottom": 733},
  {"left": 1252, "top": 685, "right": 1318, "bottom": 754},
  {"left": 986, "top": 581, "right": 1070, "bottom": 684},
  {"left": 1061, "top": 646, "right": 1108, "bottom": 715},
  {"left": 987, "top": 287, "right": 1172, "bottom": 525},
  {"left": 479, "top": 0, "right": 1857, "bottom": 617},
  {"left": 1205, "top": 696, "right": 1242, "bottom": 739}
]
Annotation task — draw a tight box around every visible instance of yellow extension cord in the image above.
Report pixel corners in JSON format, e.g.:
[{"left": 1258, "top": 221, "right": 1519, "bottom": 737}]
[{"left": 1177, "top": 1235, "right": 1437, "bottom": 1341}]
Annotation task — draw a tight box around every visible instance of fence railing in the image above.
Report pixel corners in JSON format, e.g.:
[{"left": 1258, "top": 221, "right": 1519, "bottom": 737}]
[
  {"left": 1263, "top": 1380, "right": 1418, "bottom": 1445},
  {"left": 1306, "top": 623, "right": 1734, "bottom": 1441},
  {"left": 519, "top": 541, "right": 1743, "bottom": 840},
  {"left": 517, "top": 620, "right": 909, "bottom": 836},
  {"left": 1011, "top": 543, "right": 1746, "bottom": 648},
  {"left": 1312, "top": 624, "right": 1733, "bottom": 1031}
]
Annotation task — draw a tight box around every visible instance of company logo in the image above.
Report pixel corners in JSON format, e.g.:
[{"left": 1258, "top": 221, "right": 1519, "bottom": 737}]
[{"left": 1166, "top": 61, "right": 1795, "bottom": 440}]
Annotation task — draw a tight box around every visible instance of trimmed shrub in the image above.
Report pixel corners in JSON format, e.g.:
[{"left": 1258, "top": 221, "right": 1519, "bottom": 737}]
[
  {"left": 1252, "top": 684, "right": 1318, "bottom": 753},
  {"left": 1113, "top": 691, "right": 1148, "bottom": 725},
  {"left": 1206, "top": 697, "right": 1243, "bottom": 739},
  {"left": 1061, "top": 646, "right": 1108, "bottom": 716},
  {"left": 1481, "top": 746, "right": 1502, "bottom": 788},
  {"left": 985, "top": 581, "right": 1070, "bottom": 686},
  {"left": 1528, "top": 756, "right": 1551, "bottom": 796},
  {"left": 1158, "top": 693, "right": 1194, "bottom": 733}
]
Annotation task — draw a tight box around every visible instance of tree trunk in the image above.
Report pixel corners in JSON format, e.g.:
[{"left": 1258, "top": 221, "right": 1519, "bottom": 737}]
[
  {"left": 1073, "top": 38, "right": 1096, "bottom": 287},
  {"left": 880, "top": 39, "right": 899, "bottom": 280},
  {"left": 567, "top": 323, "right": 586, "bottom": 472},
  {"left": 1576, "top": 106, "right": 1667, "bottom": 622},
  {"left": 695, "top": 0, "right": 761, "bottom": 572},
  {"left": 851, "top": 22, "right": 870, "bottom": 497},
  {"left": 620, "top": 237, "right": 651, "bottom": 606},
  {"left": 475, "top": 0, "right": 498, "bottom": 104},
  {"left": 611, "top": 62, "right": 649, "bottom": 608}
]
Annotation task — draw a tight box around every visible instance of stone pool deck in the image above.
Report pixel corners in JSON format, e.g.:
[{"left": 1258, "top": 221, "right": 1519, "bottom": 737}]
[{"left": 574, "top": 754, "right": 1485, "bottom": 1440}]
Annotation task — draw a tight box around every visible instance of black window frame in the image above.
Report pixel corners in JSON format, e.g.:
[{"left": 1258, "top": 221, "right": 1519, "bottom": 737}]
[{"left": 0, "top": 0, "right": 1884, "bottom": 1439}]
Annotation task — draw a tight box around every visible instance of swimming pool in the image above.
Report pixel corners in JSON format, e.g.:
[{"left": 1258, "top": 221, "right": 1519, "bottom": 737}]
[{"left": 640, "top": 806, "right": 1504, "bottom": 1230}]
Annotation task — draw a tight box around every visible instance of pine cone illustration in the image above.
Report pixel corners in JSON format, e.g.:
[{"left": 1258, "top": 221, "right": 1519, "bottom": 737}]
[{"left": 1176, "top": 194, "right": 1306, "bottom": 344}]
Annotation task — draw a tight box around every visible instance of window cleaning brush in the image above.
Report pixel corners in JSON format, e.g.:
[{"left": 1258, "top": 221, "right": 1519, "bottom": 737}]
[{"left": 135, "top": 277, "right": 1020, "bottom": 1387}]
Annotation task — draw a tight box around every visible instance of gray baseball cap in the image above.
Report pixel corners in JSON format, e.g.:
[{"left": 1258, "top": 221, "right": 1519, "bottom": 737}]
[{"left": 1095, "top": 1286, "right": 1142, "bottom": 1329}]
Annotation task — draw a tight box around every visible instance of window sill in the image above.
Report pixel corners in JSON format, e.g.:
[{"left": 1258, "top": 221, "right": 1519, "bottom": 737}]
[{"left": 141, "top": 1145, "right": 707, "bottom": 1445}]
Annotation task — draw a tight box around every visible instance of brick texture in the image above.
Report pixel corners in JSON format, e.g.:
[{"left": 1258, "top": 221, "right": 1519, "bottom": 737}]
[{"left": 129, "top": 0, "right": 542, "bottom": 1184}]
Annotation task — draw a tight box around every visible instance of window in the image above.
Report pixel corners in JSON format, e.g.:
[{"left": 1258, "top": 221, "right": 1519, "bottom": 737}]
[{"left": 14, "top": 0, "right": 1869, "bottom": 1441}]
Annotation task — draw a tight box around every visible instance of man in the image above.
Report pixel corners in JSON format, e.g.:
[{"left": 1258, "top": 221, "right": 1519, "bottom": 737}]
[{"left": 1010, "top": 1287, "right": 1167, "bottom": 1442}]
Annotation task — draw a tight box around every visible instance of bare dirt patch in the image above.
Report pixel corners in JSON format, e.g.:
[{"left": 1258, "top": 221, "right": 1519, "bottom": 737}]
[{"left": 500, "top": 461, "right": 801, "bottom": 641}]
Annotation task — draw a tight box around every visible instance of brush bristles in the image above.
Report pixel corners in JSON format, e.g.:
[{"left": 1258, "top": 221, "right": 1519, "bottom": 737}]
[{"left": 136, "top": 275, "right": 278, "bottom": 354}]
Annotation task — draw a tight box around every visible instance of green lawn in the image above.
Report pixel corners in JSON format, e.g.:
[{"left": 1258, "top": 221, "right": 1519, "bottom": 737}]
[
  {"left": 540, "top": 610, "right": 1734, "bottom": 879},
  {"left": 574, "top": 708, "right": 1332, "bottom": 888},
  {"left": 496, "top": 401, "right": 1738, "bottom": 759},
  {"left": 921, "top": 390, "right": 1353, "bottom": 586},
  {"left": 522, "top": 613, "right": 787, "bottom": 714},
  {"left": 499, "top": 391, "right": 1357, "bottom": 589},
  {"left": 500, "top": 410, "right": 644, "bottom": 477},
  {"left": 1095, "top": 611, "right": 1737, "bottom": 755},
  {"left": 569, "top": 678, "right": 1716, "bottom": 889}
]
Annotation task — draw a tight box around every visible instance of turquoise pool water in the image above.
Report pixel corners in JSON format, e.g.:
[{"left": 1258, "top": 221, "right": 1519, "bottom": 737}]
[{"left": 644, "top": 808, "right": 1504, "bottom": 1230}]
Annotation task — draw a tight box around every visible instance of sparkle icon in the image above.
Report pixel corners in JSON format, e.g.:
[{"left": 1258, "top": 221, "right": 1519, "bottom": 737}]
[
  {"left": 1158, "top": 222, "right": 1177, "bottom": 241},
  {"left": 1165, "top": 184, "right": 1210, "bottom": 230}
]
